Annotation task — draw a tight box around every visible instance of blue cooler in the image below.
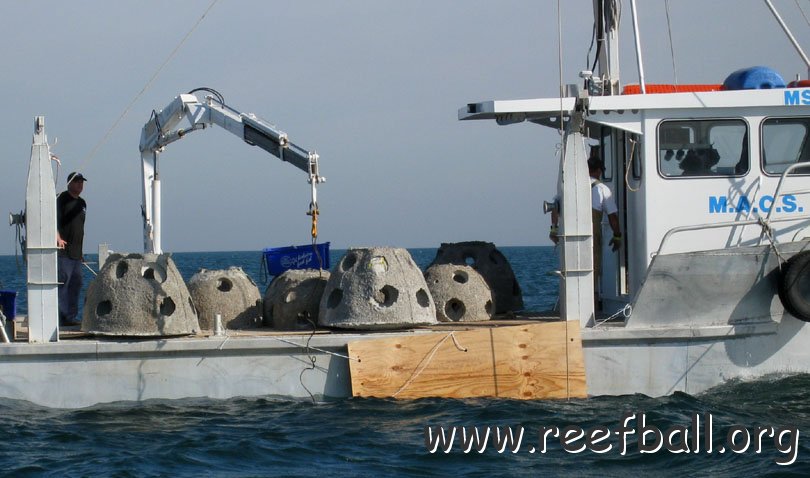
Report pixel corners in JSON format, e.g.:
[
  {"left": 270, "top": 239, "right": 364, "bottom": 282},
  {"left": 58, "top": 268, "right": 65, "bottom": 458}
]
[{"left": 263, "top": 242, "right": 330, "bottom": 276}]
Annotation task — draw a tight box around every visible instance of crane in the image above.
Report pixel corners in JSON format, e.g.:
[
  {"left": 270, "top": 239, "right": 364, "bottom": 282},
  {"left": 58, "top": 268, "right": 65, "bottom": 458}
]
[{"left": 139, "top": 88, "right": 324, "bottom": 254}]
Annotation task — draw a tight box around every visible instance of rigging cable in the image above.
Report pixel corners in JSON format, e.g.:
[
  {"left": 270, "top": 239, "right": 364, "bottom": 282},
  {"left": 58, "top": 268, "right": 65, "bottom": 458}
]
[
  {"left": 556, "top": 0, "right": 565, "bottom": 138},
  {"left": 664, "top": 0, "right": 679, "bottom": 85},
  {"left": 78, "top": 0, "right": 220, "bottom": 171},
  {"left": 796, "top": 0, "right": 810, "bottom": 28},
  {"left": 555, "top": 0, "right": 571, "bottom": 401}
]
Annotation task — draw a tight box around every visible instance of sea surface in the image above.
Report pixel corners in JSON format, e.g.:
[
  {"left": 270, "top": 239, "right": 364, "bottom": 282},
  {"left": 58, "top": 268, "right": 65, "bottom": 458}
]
[{"left": 0, "top": 247, "right": 808, "bottom": 477}]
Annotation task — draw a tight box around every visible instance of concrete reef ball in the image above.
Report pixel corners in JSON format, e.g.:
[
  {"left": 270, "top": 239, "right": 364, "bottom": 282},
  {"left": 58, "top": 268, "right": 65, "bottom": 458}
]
[
  {"left": 319, "top": 247, "right": 437, "bottom": 330},
  {"left": 425, "top": 264, "right": 494, "bottom": 322},
  {"left": 429, "top": 241, "right": 523, "bottom": 314},
  {"left": 188, "top": 267, "right": 262, "bottom": 330},
  {"left": 82, "top": 253, "right": 199, "bottom": 336},
  {"left": 264, "top": 269, "right": 330, "bottom": 330}
]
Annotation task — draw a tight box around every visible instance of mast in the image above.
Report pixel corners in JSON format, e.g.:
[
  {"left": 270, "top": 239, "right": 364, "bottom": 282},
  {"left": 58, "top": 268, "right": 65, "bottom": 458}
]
[{"left": 592, "top": 0, "right": 621, "bottom": 95}]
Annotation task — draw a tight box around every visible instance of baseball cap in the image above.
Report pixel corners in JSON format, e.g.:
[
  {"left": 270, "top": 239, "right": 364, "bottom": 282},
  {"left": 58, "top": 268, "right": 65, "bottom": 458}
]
[
  {"left": 67, "top": 172, "right": 88, "bottom": 183},
  {"left": 587, "top": 157, "right": 604, "bottom": 170}
]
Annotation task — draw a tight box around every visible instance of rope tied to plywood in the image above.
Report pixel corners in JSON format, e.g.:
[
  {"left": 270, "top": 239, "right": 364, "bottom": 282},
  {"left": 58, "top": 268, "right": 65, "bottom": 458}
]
[{"left": 392, "top": 332, "right": 467, "bottom": 398}]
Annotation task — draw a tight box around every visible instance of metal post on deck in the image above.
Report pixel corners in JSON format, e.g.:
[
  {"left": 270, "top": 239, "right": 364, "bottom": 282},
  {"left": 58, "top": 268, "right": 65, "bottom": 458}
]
[
  {"left": 26, "top": 116, "right": 60, "bottom": 342},
  {"left": 557, "top": 112, "right": 596, "bottom": 327}
]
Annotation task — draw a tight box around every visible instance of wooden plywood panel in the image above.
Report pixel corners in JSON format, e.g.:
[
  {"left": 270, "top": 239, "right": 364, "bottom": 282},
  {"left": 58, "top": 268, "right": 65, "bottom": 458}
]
[{"left": 348, "top": 321, "right": 586, "bottom": 400}]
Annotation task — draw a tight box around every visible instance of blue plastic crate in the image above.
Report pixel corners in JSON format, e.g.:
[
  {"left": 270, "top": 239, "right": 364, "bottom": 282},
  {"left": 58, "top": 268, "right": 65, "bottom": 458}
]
[
  {"left": 0, "top": 291, "right": 17, "bottom": 321},
  {"left": 263, "top": 242, "right": 330, "bottom": 276}
]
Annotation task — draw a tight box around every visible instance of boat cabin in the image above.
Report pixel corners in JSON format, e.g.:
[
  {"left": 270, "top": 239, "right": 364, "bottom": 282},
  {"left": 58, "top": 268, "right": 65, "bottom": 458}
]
[{"left": 460, "top": 71, "right": 810, "bottom": 321}]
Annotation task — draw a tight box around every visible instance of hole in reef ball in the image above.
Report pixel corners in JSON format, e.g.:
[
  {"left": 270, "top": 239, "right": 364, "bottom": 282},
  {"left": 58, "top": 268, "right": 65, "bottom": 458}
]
[
  {"left": 116, "top": 261, "right": 128, "bottom": 278},
  {"left": 142, "top": 267, "right": 155, "bottom": 280},
  {"left": 445, "top": 299, "right": 466, "bottom": 321},
  {"left": 342, "top": 253, "right": 357, "bottom": 271},
  {"left": 160, "top": 297, "right": 176, "bottom": 316},
  {"left": 464, "top": 254, "right": 476, "bottom": 266},
  {"left": 96, "top": 300, "right": 113, "bottom": 317},
  {"left": 284, "top": 291, "right": 297, "bottom": 304},
  {"left": 217, "top": 278, "right": 233, "bottom": 292},
  {"left": 327, "top": 288, "right": 343, "bottom": 309},
  {"left": 374, "top": 285, "right": 399, "bottom": 307},
  {"left": 453, "top": 270, "right": 469, "bottom": 284},
  {"left": 416, "top": 289, "right": 431, "bottom": 308},
  {"left": 485, "top": 300, "right": 493, "bottom": 315}
]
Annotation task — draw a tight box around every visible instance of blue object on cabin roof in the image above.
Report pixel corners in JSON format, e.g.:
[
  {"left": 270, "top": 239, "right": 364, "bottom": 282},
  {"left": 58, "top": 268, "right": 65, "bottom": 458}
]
[{"left": 723, "top": 66, "right": 786, "bottom": 90}]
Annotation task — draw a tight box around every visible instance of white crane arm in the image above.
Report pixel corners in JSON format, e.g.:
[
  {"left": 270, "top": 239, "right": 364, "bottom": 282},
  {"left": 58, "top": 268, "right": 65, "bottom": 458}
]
[{"left": 139, "top": 91, "right": 324, "bottom": 254}]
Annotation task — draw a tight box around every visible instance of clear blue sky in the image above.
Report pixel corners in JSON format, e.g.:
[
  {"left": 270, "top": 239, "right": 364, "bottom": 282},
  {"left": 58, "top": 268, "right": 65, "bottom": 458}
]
[{"left": 2, "top": 0, "right": 808, "bottom": 254}]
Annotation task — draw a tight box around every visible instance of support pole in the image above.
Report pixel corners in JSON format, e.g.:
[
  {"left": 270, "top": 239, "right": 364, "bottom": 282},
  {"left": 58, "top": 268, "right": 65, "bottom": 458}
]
[
  {"left": 557, "top": 112, "right": 595, "bottom": 327},
  {"left": 26, "top": 116, "right": 60, "bottom": 342},
  {"left": 152, "top": 176, "right": 162, "bottom": 254},
  {"left": 629, "top": 0, "right": 646, "bottom": 94}
]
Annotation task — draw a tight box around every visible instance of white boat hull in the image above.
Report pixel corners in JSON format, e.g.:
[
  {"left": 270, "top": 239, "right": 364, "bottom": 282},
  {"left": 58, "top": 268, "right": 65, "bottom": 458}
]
[{"left": 1, "top": 314, "right": 808, "bottom": 408}]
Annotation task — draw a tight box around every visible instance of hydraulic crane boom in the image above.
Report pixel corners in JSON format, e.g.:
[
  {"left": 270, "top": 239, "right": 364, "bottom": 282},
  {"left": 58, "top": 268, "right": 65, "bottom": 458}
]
[{"left": 139, "top": 90, "right": 324, "bottom": 254}]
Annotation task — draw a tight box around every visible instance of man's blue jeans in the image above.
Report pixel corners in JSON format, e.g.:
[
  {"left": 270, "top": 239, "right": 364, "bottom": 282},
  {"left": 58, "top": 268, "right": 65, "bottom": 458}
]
[{"left": 58, "top": 256, "right": 83, "bottom": 325}]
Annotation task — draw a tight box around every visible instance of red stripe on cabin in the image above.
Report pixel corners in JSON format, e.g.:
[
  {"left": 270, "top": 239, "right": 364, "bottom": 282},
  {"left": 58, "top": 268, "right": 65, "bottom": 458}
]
[
  {"left": 787, "top": 80, "right": 810, "bottom": 88},
  {"left": 622, "top": 84, "right": 724, "bottom": 95}
]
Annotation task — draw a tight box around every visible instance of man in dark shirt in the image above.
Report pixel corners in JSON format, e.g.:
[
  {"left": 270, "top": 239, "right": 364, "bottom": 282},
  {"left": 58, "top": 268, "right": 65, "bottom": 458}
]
[{"left": 57, "top": 172, "right": 87, "bottom": 326}]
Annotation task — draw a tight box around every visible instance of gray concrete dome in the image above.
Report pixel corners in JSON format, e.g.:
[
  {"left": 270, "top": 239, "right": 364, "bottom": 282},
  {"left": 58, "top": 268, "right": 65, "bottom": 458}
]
[
  {"left": 188, "top": 267, "right": 262, "bottom": 330},
  {"left": 264, "top": 269, "right": 330, "bottom": 330},
  {"left": 425, "top": 264, "right": 494, "bottom": 322},
  {"left": 429, "top": 241, "right": 523, "bottom": 314},
  {"left": 82, "top": 253, "right": 199, "bottom": 336},
  {"left": 319, "top": 247, "right": 437, "bottom": 330}
]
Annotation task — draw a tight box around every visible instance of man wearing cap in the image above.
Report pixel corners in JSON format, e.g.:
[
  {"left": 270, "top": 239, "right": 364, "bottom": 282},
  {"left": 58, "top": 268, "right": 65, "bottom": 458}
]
[{"left": 57, "top": 172, "right": 87, "bottom": 326}]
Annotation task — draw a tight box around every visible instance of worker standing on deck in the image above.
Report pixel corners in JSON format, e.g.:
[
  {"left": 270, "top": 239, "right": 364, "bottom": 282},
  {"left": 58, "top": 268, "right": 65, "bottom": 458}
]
[
  {"left": 57, "top": 172, "right": 87, "bottom": 326},
  {"left": 549, "top": 146, "right": 621, "bottom": 305}
]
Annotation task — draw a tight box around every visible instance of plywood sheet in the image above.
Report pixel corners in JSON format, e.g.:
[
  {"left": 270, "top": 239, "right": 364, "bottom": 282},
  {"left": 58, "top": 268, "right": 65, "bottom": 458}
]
[{"left": 348, "top": 321, "right": 586, "bottom": 399}]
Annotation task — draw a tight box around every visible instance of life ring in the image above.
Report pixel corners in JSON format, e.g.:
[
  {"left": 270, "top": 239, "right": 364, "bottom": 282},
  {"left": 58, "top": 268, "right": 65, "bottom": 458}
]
[{"left": 778, "top": 250, "right": 810, "bottom": 322}]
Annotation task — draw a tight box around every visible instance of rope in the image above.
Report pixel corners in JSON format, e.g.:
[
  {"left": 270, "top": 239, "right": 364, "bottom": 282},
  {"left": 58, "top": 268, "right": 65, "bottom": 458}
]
[
  {"left": 269, "top": 335, "right": 359, "bottom": 362},
  {"left": 593, "top": 303, "right": 632, "bottom": 327},
  {"left": 78, "top": 0, "right": 220, "bottom": 170},
  {"left": 392, "top": 332, "right": 466, "bottom": 398},
  {"left": 625, "top": 137, "right": 640, "bottom": 192},
  {"left": 82, "top": 261, "right": 98, "bottom": 277},
  {"left": 758, "top": 217, "right": 786, "bottom": 269}
]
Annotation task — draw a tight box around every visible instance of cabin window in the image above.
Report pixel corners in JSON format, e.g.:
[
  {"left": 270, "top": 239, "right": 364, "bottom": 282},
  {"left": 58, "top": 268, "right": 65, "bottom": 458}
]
[
  {"left": 762, "top": 117, "right": 810, "bottom": 175},
  {"left": 658, "top": 119, "right": 748, "bottom": 178}
]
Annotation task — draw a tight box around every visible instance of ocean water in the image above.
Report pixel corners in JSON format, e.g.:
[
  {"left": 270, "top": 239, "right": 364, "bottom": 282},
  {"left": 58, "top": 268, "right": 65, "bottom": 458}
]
[{"left": 0, "top": 247, "right": 808, "bottom": 476}]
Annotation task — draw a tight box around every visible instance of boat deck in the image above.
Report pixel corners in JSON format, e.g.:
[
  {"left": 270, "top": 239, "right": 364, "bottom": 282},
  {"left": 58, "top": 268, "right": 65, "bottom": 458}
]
[{"left": 5, "top": 311, "right": 575, "bottom": 343}]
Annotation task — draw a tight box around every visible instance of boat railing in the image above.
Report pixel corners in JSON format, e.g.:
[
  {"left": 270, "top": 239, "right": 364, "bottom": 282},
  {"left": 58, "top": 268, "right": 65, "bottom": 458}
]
[
  {"left": 656, "top": 215, "right": 810, "bottom": 257},
  {"left": 656, "top": 163, "right": 810, "bottom": 256},
  {"left": 764, "top": 162, "right": 810, "bottom": 223}
]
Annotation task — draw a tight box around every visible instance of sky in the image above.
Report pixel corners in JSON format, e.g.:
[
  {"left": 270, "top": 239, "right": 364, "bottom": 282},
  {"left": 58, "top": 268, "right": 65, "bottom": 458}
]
[{"left": 1, "top": 0, "right": 809, "bottom": 255}]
